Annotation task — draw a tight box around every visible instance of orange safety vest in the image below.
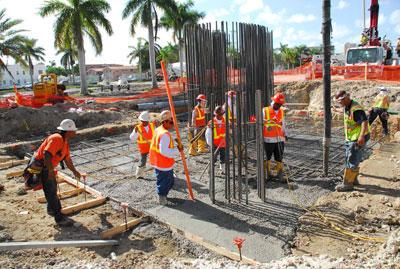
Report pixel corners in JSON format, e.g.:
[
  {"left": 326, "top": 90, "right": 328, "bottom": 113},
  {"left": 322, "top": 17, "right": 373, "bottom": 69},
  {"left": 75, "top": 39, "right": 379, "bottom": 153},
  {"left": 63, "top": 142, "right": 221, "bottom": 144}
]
[
  {"left": 263, "top": 106, "right": 285, "bottom": 141},
  {"left": 208, "top": 117, "right": 226, "bottom": 148},
  {"left": 194, "top": 105, "right": 206, "bottom": 127},
  {"left": 136, "top": 122, "right": 155, "bottom": 154},
  {"left": 149, "top": 126, "right": 175, "bottom": 170}
]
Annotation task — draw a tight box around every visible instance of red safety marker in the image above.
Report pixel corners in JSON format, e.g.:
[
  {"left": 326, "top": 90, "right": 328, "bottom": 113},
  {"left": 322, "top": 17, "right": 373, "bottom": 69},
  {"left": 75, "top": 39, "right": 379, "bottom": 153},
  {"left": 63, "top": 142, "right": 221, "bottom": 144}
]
[{"left": 233, "top": 237, "right": 245, "bottom": 261}]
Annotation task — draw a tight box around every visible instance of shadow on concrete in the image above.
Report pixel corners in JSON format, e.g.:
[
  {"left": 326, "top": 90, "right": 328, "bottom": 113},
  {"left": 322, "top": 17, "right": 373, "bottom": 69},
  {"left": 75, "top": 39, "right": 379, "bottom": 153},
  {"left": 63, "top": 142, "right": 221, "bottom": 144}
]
[{"left": 355, "top": 183, "right": 399, "bottom": 197}]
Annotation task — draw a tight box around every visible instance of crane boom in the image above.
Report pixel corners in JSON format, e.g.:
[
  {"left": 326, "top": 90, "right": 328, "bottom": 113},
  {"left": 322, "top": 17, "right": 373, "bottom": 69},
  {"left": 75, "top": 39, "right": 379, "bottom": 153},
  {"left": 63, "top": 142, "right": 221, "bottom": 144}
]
[{"left": 369, "top": 0, "right": 380, "bottom": 46}]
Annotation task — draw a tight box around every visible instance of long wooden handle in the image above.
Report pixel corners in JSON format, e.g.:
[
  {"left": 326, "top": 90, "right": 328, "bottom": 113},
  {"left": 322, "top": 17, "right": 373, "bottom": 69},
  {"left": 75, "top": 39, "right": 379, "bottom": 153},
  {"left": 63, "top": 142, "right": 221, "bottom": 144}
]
[{"left": 160, "top": 61, "right": 195, "bottom": 201}]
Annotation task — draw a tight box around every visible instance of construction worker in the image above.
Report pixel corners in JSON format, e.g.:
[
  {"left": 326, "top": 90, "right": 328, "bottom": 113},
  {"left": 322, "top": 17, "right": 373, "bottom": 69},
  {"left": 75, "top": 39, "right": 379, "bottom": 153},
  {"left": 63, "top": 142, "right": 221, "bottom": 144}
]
[
  {"left": 149, "top": 110, "right": 183, "bottom": 205},
  {"left": 396, "top": 37, "right": 400, "bottom": 57},
  {"left": 129, "top": 111, "right": 155, "bottom": 179},
  {"left": 189, "top": 94, "right": 208, "bottom": 155},
  {"left": 263, "top": 93, "right": 288, "bottom": 182},
  {"left": 368, "top": 87, "right": 390, "bottom": 136},
  {"left": 335, "top": 91, "right": 370, "bottom": 192},
  {"left": 30, "top": 119, "right": 82, "bottom": 226},
  {"left": 205, "top": 106, "right": 226, "bottom": 172}
]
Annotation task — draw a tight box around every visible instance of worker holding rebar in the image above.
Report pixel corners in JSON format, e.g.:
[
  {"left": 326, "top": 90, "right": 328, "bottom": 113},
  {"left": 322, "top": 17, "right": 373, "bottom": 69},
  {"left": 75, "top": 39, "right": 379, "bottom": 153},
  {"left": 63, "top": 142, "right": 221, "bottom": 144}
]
[
  {"left": 189, "top": 94, "right": 209, "bottom": 156},
  {"left": 368, "top": 87, "right": 390, "bottom": 136},
  {"left": 335, "top": 91, "right": 370, "bottom": 192},
  {"left": 149, "top": 110, "right": 184, "bottom": 205},
  {"left": 263, "top": 93, "right": 288, "bottom": 182},
  {"left": 205, "top": 106, "right": 226, "bottom": 172},
  {"left": 129, "top": 111, "right": 156, "bottom": 179},
  {"left": 24, "top": 119, "right": 82, "bottom": 227}
]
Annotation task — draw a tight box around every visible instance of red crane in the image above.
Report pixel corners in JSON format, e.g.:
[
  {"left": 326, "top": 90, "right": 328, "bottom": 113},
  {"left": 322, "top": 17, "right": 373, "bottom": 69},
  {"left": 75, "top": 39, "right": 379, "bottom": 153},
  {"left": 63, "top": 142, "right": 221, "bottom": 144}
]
[{"left": 368, "top": 0, "right": 380, "bottom": 46}]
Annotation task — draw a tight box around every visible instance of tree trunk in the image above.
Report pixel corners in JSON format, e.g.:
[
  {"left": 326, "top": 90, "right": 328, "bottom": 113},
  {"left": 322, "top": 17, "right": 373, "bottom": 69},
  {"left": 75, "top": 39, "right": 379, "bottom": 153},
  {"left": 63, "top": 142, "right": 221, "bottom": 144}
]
[
  {"left": 77, "top": 46, "right": 88, "bottom": 95},
  {"left": 29, "top": 68, "right": 34, "bottom": 88},
  {"left": 178, "top": 39, "right": 185, "bottom": 77},
  {"left": 322, "top": 0, "right": 332, "bottom": 176},
  {"left": 139, "top": 60, "right": 142, "bottom": 80},
  {"left": 148, "top": 22, "right": 158, "bottom": 89}
]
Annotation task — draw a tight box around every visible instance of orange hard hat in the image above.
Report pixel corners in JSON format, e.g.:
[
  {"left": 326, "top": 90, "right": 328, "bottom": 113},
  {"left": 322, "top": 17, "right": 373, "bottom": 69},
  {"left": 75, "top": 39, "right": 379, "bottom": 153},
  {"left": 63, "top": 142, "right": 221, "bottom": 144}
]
[
  {"left": 227, "top": 90, "right": 236, "bottom": 96},
  {"left": 196, "top": 94, "right": 207, "bottom": 101},
  {"left": 272, "top": 93, "right": 285, "bottom": 105}
]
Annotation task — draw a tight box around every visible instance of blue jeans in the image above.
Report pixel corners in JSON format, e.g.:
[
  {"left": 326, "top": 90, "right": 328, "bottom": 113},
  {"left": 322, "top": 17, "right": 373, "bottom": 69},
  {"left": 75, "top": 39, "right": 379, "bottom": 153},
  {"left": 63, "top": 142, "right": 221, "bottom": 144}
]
[
  {"left": 155, "top": 169, "right": 175, "bottom": 196},
  {"left": 345, "top": 141, "right": 365, "bottom": 169}
]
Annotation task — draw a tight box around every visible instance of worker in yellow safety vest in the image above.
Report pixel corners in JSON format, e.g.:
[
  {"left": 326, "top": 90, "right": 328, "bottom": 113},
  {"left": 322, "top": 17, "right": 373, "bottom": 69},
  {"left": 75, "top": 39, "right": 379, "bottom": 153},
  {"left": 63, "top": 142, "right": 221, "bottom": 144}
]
[
  {"left": 189, "top": 94, "right": 209, "bottom": 155},
  {"left": 149, "top": 110, "right": 183, "bottom": 205},
  {"left": 368, "top": 87, "right": 390, "bottom": 136},
  {"left": 205, "top": 106, "right": 226, "bottom": 172},
  {"left": 263, "top": 93, "right": 288, "bottom": 182},
  {"left": 335, "top": 91, "right": 370, "bottom": 192},
  {"left": 130, "top": 111, "right": 156, "bottom": 179}
]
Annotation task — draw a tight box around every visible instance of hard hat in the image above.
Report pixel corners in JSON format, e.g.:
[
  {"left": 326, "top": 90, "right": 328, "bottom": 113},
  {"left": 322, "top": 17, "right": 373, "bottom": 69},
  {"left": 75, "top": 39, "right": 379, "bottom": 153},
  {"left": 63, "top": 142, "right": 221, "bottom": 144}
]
[
  {"left": 271, "top": 93, "right": 285, "bottom": 105},
  {"left": 138, "top": 111, "right": 150, "bottom": 121},
  {"left": 335, "top": 90, "right": 348, "bottom": 101},
  {"left": 378, "top": 86, "right": 388, "bottom": 92},
  {"left": 57, "top": 119, "right": 78, "bottom": 131},
  {"left": 160, "top": 110, "right": 172, "bottom": 122},
  {"left": 214, "top": 106, "right": 225, "bottom": 116},
  {"left": 228, "top": 90, "right": 236, "bottom": 97},
  {"left": 196, "top": 94, "right": 207, "bottom": 102}
]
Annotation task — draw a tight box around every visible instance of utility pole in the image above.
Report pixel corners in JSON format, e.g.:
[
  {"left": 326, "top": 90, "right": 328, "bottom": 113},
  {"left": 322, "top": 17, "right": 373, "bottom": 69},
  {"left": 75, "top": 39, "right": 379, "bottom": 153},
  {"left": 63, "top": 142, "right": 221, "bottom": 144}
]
[
  {"left": 363, "top": 0, "right": 366, "bottom": 29},
  {"left": 322, "top": 0, "right": 332, "bottom": 177}
]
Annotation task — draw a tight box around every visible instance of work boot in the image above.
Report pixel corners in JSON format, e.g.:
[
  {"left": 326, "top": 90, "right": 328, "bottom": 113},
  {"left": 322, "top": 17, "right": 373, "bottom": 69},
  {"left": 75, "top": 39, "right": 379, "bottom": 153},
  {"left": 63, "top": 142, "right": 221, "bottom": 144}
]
[
  {"left": 276, "top": 162, "right": 286, "bottom": 183},
  {"left": 336, "top": 168, "right": 357, "bottom": 192},
  {"left": 353, "top": 167, "right": 360, "bottom": 185},
  {"left": 219, "top": 163, "right": 225, "bottom": 175},
  {"left": 264, "top": 160, "right": 272, "bottom": 180},
  {"left": 56, "top": 216, "right": 74, "bottom": 227},
  {"left": 189, "top": 141, "right": 198, "bottom": 156},
  {"left": 158, "top": 196, "right": 167, "bottom": 205},
  {"left": 135, "top": 166, "right": 145, "bottom": 179},
  {"left": 197, "top": 139, "right": 209, "bottom": 153}
]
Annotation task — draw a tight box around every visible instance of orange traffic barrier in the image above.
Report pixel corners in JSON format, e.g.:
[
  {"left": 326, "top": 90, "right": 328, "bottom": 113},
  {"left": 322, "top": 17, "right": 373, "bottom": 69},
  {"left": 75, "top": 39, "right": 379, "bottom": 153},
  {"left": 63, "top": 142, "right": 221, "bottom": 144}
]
[{"left": 160, "top": 61, "right": 195, "bottom": 201}]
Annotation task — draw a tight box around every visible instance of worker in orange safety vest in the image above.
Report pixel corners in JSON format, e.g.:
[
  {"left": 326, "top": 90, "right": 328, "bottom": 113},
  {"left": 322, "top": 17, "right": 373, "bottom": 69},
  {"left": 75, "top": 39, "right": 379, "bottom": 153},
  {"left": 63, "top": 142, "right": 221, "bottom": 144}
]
[
  {"left": 205, "top": 106, "right": 226, "bottom": 172},
  {"left": 149, "top": 110, "right": 184, "bottom": 205},
  {"left": 130, "top": 111, "right": 156, "bottom": 179},
  {"left": 189, "top": 94, "right": 209, "bottom": 155},
  {"left": 263, "top": 93, "right": 288, "bottom": 182}
]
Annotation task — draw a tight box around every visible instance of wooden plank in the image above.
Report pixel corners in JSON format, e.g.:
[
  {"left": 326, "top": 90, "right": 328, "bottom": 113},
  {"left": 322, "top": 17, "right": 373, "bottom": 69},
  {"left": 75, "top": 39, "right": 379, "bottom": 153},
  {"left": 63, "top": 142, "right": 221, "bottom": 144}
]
[
  {"left": 0, "top": 156, "right": 15, "bottom": 163},
  {"left": 58, "top": 173, "right": 103, "bottom": 197},
  {"left": 6, "top": 170, "right": 24, "bottom": 179},
  {"left": 0, "top": 159, "right": 29, "bottom": 170},
  {"left": 37, "top": 188, "right": 84, "bottom": 203},
  {"left": 0, "top": 240, "right": 118, "bottom": 251},
  {"left": 100, "top": 217, "right": 146, "bottom": 239},
  {"left": 61, "top": 197, "right": 106, "bottom": 215}
]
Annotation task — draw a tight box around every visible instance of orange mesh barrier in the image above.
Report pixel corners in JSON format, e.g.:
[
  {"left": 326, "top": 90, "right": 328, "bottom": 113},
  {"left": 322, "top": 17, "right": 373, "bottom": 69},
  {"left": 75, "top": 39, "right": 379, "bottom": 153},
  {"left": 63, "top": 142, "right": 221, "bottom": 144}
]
[{"left": 0, "top": 82, "right": 184, "bottom": 109}]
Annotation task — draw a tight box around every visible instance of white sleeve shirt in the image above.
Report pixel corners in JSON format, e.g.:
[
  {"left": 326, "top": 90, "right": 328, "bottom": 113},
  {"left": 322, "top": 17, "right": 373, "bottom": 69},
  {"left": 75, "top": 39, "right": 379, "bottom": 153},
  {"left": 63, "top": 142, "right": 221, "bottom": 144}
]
[
  {"left": 129, "top": 125, "right": 150, "bottom": 142},
  {"left": 159, "top": 133, "right": 180, "bottom": 159}
]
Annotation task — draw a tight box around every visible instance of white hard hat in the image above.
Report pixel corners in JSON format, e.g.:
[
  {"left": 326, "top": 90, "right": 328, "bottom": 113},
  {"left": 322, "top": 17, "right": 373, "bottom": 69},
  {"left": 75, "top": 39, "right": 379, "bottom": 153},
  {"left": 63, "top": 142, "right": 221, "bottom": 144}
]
[
  {"left": 378, "top": 86, "right": 388, "bottom": 92},
  {"left": 138, "top": 111, "right": 150, "bottom": 121},
  {"left": 57, "top": 119, "right": 78, "bottom": 131},
  {"left": 160, "top": 110, "right": 172, "bottom": 122}
]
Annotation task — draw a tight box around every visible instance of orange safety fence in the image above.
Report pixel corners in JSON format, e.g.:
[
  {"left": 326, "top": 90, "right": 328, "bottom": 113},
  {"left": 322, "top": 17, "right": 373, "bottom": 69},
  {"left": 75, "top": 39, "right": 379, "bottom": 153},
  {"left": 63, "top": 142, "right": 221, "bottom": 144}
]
[{"left": 0, "top": 82, "right": 185, "bottom": 109}]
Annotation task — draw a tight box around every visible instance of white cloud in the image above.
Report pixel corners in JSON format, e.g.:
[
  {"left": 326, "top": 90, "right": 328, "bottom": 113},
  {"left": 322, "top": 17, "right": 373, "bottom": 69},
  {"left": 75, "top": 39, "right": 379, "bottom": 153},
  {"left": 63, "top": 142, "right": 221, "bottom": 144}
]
[
  {"left": 332, "top": 22, "right": 352, "bottom": 40},
  {"left": 257, "top": 5, "right": 285, "bottom": 26},
  {"left": 287, "top": 14, "right": 316, "bottom": 24},
  {"left": 200, "top": 8, "right": 229, "bottom": 24},
  {"left": 335, "top": 0, "right": 349, "bottom": 10},
  {"left": 390, "top": 9, "right": 400, "bottom": 34},
  {"left": 234, "top": 0, "right": 264, "bottom": 14}
]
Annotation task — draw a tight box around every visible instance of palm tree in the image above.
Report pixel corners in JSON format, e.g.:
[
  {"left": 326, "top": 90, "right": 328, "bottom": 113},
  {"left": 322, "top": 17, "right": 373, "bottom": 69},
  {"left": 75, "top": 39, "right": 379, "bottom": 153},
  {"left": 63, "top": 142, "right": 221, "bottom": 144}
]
[
  {"left": 0, "top": 8, "right": 27, "bottom": 79},
  {"left": 22, "top": 39, "right": 45, "bottom": 87},
  {"left": 157, "top": 43, "right": 179, "bottom": 65},
  {"left": 122, "top": 0, "right": 177, "bottom": 89},
  {"left": 57, "top": 40, "right": 78, "bottom": 84},
  {"left": 40, "top": 0, "right": 113, "bottom": 95},
  {"left": 127, "top": 38, "right": 161, "bottom": 80},
  {"left": 160, "top": 0, "right": 204, "bottom": 76}
]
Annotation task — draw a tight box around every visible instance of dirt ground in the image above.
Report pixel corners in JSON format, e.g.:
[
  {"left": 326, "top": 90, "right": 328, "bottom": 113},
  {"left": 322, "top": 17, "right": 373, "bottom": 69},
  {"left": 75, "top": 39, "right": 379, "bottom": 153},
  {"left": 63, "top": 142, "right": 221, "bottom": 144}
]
[{"left": 0, "top": 163, "right": 224, "bottom": 269}]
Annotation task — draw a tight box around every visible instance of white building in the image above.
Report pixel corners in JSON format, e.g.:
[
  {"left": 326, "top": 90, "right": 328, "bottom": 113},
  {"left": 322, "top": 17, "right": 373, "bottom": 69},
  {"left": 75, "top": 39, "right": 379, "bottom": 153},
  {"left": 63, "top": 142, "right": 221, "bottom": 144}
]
[{"left": 0, "top": 63, "right": 46, "bottom": 89}]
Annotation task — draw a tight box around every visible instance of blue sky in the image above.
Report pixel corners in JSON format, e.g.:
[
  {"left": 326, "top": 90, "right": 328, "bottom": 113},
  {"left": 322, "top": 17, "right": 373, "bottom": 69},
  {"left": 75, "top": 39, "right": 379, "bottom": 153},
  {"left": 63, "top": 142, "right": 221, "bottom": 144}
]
[{"left": 1, "top": 0, "right": 400, "bottom": 65}]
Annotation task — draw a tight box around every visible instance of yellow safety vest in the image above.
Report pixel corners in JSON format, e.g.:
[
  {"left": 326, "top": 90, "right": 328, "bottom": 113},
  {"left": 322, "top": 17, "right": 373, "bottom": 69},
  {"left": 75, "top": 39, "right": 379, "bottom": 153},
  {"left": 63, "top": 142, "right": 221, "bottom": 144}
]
[
  {"left": 373, "top": 94, "right": 389, "bottom": 109},
  {"left": 344, "top": 101, "right": 370, "bottom": 141}
]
